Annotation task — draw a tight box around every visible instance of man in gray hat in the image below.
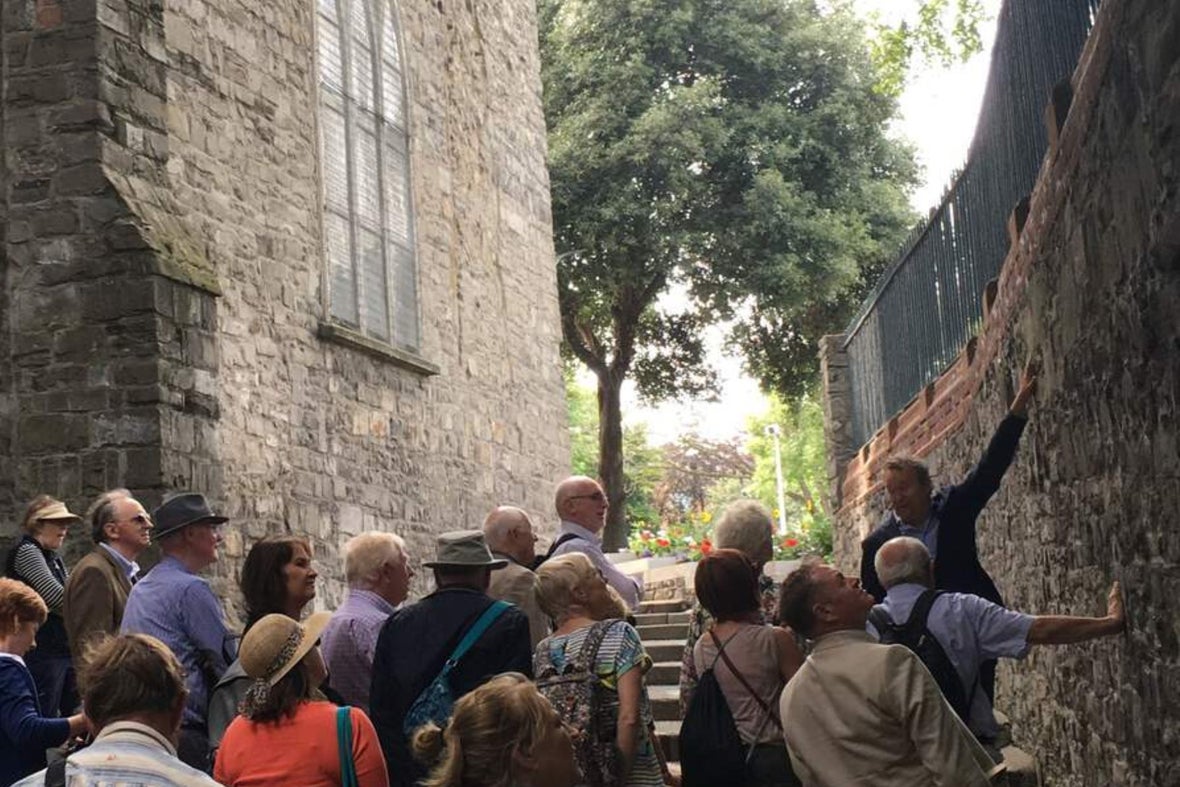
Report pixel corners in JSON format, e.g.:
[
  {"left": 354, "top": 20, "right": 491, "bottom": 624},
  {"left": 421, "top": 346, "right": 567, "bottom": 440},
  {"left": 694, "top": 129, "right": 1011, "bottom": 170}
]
[
  {"left": 370, "top": 530, "right": 532, "bottom": 787},
  {"left": 121, "top": 492, "right": 234, "bottom": 773}
]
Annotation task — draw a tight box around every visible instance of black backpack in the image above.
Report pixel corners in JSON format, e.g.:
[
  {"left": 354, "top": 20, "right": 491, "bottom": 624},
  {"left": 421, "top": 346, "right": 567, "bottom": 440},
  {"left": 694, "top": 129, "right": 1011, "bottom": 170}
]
[
  {"left": 868, "top": 589, "right": 975, "bottom": 720},
  {"left": 680, "top": 630, "right": 781, "bottom": 787}
]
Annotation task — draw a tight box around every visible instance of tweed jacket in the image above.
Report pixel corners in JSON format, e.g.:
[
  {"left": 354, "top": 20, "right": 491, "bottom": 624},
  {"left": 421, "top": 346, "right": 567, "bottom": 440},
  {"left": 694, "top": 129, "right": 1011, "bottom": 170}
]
[
  {"left": 780, "top": 630, "right": 1001, "bottom": 787},
  {"left": 487, "top": 554, "right": 549, "bottom": 648},
  {"left": 64, "top": 546, "right": 133, "bottom": 665}
]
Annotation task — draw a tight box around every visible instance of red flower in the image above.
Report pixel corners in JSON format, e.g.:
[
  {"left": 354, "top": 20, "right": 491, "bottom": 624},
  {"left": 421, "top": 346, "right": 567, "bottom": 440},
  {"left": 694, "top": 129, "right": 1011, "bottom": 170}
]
[
  {"left": 783, "top": 537, "right": 799, "bottom": 548},
  {"left": 700, "top": 539, "right": 713, "bottom": 555},
  {"left": 656, "top": 537, "right": 671, "bottom": 548}
]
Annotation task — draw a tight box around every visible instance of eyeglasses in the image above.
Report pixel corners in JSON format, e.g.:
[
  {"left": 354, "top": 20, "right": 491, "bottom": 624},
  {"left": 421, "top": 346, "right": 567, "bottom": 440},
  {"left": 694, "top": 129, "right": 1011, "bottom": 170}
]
[
  {"left": 567, "top": 491, "right": 606, "bottom": 503},
  {"left": 116, "top": 514, "right": 152, "bottom": 525}
]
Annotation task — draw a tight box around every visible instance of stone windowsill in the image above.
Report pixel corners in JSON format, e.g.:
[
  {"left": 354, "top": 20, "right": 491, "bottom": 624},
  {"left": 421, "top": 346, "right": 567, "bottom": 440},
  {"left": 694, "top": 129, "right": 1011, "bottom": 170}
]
[{"left": 317, "top": 321, "right": 440, "bottom": 376}]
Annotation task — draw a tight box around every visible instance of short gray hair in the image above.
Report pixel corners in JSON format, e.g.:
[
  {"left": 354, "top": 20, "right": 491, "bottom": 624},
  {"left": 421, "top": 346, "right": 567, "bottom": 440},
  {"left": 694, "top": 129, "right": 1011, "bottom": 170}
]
[
  {"left": 344, "top": 532, "right": 407, "bottom": 588},
  {"left": 86, "top": 489, "right": 132, "bottom": 544},
  {"left": 534, "top": 553, "right": 598, "bottom": 621},
  {"left": 884, "top": 456, "right": 931, "bottom": 489},
  {"left": 874, "top": 536, "right": 931, "bottom": 590},
  {"left": 714, "top": 500, "right": 773, "bottom": 561}
]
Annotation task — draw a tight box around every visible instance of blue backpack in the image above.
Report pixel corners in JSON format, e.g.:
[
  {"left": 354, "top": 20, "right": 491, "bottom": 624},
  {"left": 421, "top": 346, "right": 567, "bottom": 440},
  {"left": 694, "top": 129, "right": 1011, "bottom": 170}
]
[{"left": 402, "top": 601, "right": 511, "bottom": 737}]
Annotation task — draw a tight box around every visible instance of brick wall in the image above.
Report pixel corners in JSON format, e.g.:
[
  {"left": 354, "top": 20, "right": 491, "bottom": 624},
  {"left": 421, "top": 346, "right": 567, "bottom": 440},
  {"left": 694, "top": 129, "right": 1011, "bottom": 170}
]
[
  {"left": 1, "top": 0, "right": 569, "bottom": 620},
  {"left": 826, "top": 0, "right": 1180, "bottom": 783}
]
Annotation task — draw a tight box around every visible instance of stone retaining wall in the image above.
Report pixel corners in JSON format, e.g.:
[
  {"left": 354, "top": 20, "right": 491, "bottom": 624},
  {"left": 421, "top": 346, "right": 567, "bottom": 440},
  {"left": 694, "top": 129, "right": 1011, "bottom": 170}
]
[{"left": 825, "top": 1, "right": 1180, "bottom": 783}]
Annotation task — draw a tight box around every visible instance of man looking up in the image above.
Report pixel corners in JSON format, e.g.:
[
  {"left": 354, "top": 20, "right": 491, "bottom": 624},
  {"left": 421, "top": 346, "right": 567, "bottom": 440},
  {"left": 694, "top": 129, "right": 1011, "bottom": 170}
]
[
  {"left": 872, "top": 537, "right": 1125, "bottom": 750},
  {"left": 483, "top": 506, "right": 548, "bottom": 647},
  {"left": 777, "top": 562, "right": 1000, "bottom": 787},
  {"left": 550, "top": 476, "right": 642, "bottom": 611},
  {"left": 64, "top": 489, "right": 153, "bottom": 672},
  {"left": 121, "top": 493, "right": 234, "bottom": 773}
]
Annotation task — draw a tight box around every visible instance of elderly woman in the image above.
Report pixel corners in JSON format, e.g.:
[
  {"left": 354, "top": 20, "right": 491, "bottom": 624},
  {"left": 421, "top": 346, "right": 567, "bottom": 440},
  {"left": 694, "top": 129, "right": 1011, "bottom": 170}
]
[
  {"left": 0, "top": 578, "right": 88, "bottom": 785},
  {"left": 208, "top": 535, "right": 319, "bottom": 754},
  {"left": 678, "top": 499, "right": 778, "bottom": 713},
  {"left": 412, "top": 673, "right": 577, "bottom": 787},
  {"left": 681, "top": 550, "right": 803, "bottom": 787},
  {"left": 534, "top": 553, "right": 669, "bottom": 787},
  {"left": 214, "top": 613, "right": 388, "bottom": 787},
  {"left": 5, "top": 495, "right": 83, "bottom": 717}
]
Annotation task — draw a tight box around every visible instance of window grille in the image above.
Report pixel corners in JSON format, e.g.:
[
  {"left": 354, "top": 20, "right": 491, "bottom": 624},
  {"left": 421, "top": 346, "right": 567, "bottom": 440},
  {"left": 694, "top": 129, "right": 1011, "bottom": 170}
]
[{"left": 317, "top": 0, "right": 418, "bottom": 350}]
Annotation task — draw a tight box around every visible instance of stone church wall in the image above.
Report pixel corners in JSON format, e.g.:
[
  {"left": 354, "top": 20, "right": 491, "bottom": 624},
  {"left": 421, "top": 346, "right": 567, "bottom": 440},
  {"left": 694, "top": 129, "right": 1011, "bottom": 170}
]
[
  {"left": 825, "top": 1, "right": 1180, "bottom": 783},
  {"left": 1, "top": 0, "right": 569, "bottom": 620}
]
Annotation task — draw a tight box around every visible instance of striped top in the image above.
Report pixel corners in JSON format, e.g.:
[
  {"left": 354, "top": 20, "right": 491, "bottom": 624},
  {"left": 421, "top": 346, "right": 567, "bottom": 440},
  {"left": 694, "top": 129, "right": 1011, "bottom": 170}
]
[
  {"left": 8, "top": 536, "right": 68, "bottom": 612},
  {"left": 536, "top": 621, "right": 664, "bottom": 787},
  {"left": 12, "top": 720, "right": 220, "bottom": 787}
]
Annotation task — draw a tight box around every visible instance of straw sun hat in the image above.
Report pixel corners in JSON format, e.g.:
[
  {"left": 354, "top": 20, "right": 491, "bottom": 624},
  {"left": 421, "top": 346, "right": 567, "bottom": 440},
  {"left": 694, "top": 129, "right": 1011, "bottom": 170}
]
[{"left": 239, "top": 611, "right": 332, "bottom": 710}]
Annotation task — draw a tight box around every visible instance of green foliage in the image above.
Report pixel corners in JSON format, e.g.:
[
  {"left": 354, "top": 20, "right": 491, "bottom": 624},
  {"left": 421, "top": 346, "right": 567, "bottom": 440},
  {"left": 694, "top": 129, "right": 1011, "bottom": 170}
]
[
  {"left": 744, "top": 390, "right": 833, "bottom": 559},
  {"left": 544, "top": 0, "right": 918, "bottom": 403},
  {"left": 867, "top": 0, "right": 990, "bottom": 97},
  {"left": 564, "top": 373, "right": 663, "bottom": 527}
]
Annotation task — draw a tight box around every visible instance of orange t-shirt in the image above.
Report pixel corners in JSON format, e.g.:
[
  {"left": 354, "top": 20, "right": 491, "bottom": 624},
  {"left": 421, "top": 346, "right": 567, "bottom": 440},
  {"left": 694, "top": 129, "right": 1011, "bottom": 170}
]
[{"left": 215, "top": 701, "right": 389, "bottom": 787}]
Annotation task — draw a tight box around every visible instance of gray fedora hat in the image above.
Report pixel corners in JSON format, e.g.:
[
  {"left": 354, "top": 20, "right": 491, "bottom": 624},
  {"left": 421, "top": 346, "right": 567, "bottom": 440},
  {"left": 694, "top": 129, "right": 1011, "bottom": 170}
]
[
  {"left": 422, "top": 530, "right": 508, "bottom": 569},
  {"left": 152, "top": 493, "right": 229, "bottom": 540}
]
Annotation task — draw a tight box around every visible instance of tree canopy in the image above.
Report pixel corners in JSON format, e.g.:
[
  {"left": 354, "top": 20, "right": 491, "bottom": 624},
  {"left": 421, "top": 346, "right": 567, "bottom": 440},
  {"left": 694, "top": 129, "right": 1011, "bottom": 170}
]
[{"left": 543, "top": 0, "right": 918, "bottom": 547}]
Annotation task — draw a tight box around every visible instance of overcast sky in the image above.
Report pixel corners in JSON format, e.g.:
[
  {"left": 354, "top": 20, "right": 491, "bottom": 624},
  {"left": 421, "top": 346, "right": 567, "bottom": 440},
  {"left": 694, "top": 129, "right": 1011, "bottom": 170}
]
[{"left": 613, "top": 1, "right": 1003, "bottom": 445}]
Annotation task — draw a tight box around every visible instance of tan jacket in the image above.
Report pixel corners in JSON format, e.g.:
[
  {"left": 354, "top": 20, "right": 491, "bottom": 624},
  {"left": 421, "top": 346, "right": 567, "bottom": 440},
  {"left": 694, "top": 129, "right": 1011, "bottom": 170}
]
[
  {"left": 780, "top": 630, "right": 1001, "bottom": 787},
  {"left": 487, "top": 557, "right": 548, "bottom": 648},
  {"left": 63, "top": 547, "right": 133, "bottom": 666}
]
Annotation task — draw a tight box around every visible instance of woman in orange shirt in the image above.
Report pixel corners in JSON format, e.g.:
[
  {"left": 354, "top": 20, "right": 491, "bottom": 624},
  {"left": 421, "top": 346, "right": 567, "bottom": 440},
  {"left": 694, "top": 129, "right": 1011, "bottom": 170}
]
[{"left": 214, "top": 613, "right": 389, "bottom": 787}]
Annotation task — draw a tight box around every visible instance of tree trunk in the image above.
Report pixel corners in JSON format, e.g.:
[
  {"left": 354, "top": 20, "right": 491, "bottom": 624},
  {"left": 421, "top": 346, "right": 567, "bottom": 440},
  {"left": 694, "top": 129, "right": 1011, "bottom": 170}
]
[{"left": 596, "top": 368, "right": 628, "bottom": 551}]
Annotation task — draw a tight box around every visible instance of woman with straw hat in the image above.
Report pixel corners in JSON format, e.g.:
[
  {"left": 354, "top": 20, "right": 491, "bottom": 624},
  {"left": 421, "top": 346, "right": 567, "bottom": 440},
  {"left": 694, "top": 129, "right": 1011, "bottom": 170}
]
[
  {"left": 213, "top": 613, "right": 389, "bottom": 787},
  {"left": 4, "top": 495, "right": 83, "bottom": 717}
]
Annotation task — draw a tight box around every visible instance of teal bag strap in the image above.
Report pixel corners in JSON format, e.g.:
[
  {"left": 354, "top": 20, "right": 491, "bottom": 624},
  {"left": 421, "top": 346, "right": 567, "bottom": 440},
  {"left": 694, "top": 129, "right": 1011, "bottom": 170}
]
[
  {"left": 441, "top": 601, "right": 511, "bottom": 675},
  {"left": 336, "top": 706, "right": 358, "bottom": 787}
]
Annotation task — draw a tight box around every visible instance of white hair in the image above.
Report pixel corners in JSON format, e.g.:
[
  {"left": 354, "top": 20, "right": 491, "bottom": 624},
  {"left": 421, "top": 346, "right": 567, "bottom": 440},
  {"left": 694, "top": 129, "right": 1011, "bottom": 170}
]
[
  {"left": 714, "top": 499, "right": 774, "bottom": 560},
  {"left": 344, "top": 532, "right": 406, "bottom": 588},
  {"left": 482, "top": 506, "right": 530, "bottom": 552},
  {"left": 874, "top": 536, "right": 932, "bottom": 590}
]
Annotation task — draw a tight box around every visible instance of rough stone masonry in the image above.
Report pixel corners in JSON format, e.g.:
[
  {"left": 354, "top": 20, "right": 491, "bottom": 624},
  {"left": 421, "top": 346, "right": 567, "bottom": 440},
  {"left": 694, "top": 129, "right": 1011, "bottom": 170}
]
[
  {"left": 824, "top": 0, "right": 1180, "bottom": 784},
  {"left": 0, "top": 0, "right": 570, "bottom": 621}
]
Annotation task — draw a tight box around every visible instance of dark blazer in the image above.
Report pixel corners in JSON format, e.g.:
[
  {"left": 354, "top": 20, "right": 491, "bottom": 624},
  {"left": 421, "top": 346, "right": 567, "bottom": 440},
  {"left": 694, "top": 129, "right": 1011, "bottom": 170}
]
[
  {"left": 369, "top": 586, "right": 532, "bottom": 787},
  {"left": 0, "top": 657, "right": 71, "bottom": 785},
  {"left": 861, "top": 413, "right": 1029, "bottom": 605},
  {"left": 64, "top": 547, "right": 133, "bottom": 666}
]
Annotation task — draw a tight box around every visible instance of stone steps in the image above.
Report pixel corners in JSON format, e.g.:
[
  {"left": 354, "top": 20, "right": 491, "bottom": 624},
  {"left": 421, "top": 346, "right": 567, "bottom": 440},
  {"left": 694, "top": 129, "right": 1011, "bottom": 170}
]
[{"left": 642, "top": 638, "right": 689, "bottom": 664}]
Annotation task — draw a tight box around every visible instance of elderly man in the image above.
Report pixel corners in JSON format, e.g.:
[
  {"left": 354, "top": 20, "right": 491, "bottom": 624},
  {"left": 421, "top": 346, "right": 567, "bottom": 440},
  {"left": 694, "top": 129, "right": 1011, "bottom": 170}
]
[
  {"left": 320, "top": 531, "right": 413, "bottom": 711},
  {"left": 370, "top": 530, "right": 531, "bottom": 787},
  {"left": 871, "top": 537, "right": 1125, "bottom": 749},
  {"left": 483, "top": 506, "right": 549, "bottom": 647},
  {"left": 777, "top": 562, "right": 1001, "bottom": 787},
  {"left": 678, "top": 498, "right": 777, "bottom": 712},
  {"left": 549, "top": 475, "right": 642, "bottom": 611},
  {"left": 64, "top": 490, "right": 153, "bottom": 670},
  {"left": 14, "top": 633, "right": 220, "bottom": 786},
  {"left": 121, "top": 493, "right": 234, "bottom": 773}
]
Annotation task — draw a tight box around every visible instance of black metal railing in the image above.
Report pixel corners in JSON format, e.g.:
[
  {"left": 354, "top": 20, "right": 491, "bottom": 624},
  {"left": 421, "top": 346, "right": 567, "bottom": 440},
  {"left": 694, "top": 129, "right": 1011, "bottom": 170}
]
[{"left": 844, "top": 0, "right": 1102, "bottom": 448}]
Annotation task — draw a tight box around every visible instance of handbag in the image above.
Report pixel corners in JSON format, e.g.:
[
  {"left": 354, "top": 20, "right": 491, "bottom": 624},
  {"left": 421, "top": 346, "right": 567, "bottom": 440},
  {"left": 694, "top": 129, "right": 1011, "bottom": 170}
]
[
  {"left": 337, "top": 705, "right": 358, "bottom": 787},
  {"left": 402, "top": 600, "right": 511, "bottom": 737}
]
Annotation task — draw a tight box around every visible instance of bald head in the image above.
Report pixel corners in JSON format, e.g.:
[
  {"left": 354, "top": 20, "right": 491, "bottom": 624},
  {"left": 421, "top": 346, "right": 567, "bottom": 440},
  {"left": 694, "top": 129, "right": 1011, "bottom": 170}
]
[
  {"left": 874, "top": 536, "right": 934, "bottom": 590},
  {"left": 554, "top": 476, "right": 607, "bottom": 534},
  {"left": 482, "top": 506, "right": 537, "bottom": 566}
]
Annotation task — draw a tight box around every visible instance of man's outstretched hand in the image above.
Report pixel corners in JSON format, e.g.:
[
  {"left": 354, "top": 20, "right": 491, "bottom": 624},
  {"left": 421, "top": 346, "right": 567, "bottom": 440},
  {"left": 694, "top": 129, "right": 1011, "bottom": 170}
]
[
  {"left": 1107, "top": 580, "right": 1126, "bottom": 632},
  {"left": 1010, "top": 359, "right": 1038, "bottom": 417}
]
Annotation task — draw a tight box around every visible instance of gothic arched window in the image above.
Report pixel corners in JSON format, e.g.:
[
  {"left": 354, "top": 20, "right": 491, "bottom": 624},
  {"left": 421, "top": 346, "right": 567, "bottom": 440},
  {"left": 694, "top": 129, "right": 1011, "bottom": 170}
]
[{"left": 317, "top": 0, "right": 417, "bottom": 351}]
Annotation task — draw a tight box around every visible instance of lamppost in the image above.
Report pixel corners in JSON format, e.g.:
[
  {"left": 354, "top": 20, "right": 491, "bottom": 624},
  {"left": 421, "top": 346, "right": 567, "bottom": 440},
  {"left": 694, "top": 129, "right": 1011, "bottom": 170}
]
[{"left": 764, "top": 424, "right": 788, "bottom": 536}]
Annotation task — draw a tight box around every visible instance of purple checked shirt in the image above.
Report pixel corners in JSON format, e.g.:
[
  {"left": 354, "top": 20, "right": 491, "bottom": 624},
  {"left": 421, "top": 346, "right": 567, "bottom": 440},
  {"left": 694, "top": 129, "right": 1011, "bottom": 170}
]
[
  {"left": 120, "top": 556, "right": 235, "bottom": 728},
  {"left": 320, "top": 589, "right": 397, "bottom": 712}
]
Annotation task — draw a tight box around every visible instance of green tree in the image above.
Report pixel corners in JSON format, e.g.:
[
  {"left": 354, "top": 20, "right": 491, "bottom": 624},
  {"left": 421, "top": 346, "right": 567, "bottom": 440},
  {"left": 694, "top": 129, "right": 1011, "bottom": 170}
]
[
  {"left": 744, "top": 391, "right": 832, "bottom": 555},
  {"left": 869, "top": 0, "right": 992, "bottom": 97},
  {"left": 543, "top": 0, "right": 917, "bottom": 548},
  {"left": 564, "top": 373, "right": 664, "bottom": 530}
]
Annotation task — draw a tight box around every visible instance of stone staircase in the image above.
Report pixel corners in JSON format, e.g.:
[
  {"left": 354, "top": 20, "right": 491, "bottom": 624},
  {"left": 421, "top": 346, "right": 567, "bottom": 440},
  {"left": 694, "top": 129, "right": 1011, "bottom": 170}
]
[
  {"left": 634, "top": 598, "right": 1040, "bottom": 786},
  {"left": 635, "top": 599, "right": 692, "bottom": 767}
]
